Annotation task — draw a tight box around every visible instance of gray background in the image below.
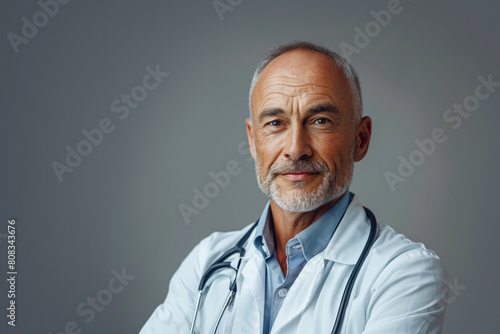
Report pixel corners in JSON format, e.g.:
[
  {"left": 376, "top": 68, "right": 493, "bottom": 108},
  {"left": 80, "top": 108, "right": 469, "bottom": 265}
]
[{"left": 1, "top": 0, "right": 499, "bottom": 333}]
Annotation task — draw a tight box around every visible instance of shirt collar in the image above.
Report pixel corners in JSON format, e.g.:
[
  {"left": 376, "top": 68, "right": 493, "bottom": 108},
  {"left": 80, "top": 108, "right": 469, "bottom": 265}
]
[
  {"left": 253, "top": 201, "right": 274, "bottom": 259},
  {"left": 252, "top": 191, "right": 352, "bottom": 261}
]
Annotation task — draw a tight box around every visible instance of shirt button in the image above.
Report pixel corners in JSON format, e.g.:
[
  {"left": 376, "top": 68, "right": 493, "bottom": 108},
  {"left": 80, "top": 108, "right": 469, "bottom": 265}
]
[{"left": 278, "top": 288, "right": 288, "bottom": 298}]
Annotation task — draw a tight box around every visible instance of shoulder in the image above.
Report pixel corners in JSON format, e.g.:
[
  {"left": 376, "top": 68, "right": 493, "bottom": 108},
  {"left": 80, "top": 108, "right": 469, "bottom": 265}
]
[
  {"left": 198, "top": 221, "right": 257, "bottom": 249},
  {"left": 372, "top": 224, "right": 443, "bottom": 267},
  {"left": 365, "top": 223, "right": 447, "bottom": 295},
  {"left": 352, "top": 224, "right": 448, "bottom": 332},
  {"left": 194, "top": 222, "right": 258, "bottom": 266},
  {"left": 166, "top": 221, "right": 258, "bottom": 299}
]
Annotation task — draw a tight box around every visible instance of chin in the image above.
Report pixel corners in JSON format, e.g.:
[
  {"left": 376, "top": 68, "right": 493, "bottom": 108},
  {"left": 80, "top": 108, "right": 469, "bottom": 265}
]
[
  {"left": 272, "top": 181, "right": 350, "bottom": 213},
  {"left": 271, "top": 190, "right": 334, "bottom": 213}
]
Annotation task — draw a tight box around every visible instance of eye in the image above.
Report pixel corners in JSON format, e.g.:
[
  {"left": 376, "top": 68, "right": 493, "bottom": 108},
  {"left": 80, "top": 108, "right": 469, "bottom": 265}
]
[
  {"left": 268, "top": 120, "right": 283, "bottom": 127},
  {"left": 314, "top": 118, "right": 330, "bottom": 125}
]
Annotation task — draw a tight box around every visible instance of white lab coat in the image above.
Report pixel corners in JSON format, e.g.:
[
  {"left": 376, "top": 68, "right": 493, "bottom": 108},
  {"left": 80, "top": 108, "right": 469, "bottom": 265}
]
[{"left": 140, "top": 195, "right": 447, "bottom": 333}]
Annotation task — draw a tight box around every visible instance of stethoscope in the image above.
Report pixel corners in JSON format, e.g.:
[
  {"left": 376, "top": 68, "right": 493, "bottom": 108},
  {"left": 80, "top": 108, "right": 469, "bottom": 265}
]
[{"left": 189, "top": 207, "right": 378, "bottom": 334}]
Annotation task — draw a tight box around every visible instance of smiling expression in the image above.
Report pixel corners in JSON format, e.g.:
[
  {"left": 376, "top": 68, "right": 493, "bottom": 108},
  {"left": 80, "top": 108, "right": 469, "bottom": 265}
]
[{"left": 246, "top": 49, "right": 365, "bottom": 212}]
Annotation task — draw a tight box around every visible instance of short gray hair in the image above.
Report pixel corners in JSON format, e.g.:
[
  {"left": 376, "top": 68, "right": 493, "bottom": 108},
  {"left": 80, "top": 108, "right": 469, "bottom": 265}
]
[{"left": 248, "top": 41, "right": 363, "bottom": 125}]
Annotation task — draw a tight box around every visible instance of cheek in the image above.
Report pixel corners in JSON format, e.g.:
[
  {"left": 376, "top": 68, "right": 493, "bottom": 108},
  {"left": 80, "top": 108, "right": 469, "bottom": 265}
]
[
  {"left": 256, "top": 130, "right": 283, "bottom": 146},
  {"left": 255, "top": 136, "right": 282, "bottom": 162},
  {"left": 315, "top": 141, "right": 351, "bottom": 169},
  {"left": 256, "top": 151, "right": 277, "bottom": 172}
]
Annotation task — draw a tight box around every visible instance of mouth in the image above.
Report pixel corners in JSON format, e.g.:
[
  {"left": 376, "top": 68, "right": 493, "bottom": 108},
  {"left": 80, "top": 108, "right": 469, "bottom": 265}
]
[{"left": 280, "top": 171, "right": 319, "bottom": 181}]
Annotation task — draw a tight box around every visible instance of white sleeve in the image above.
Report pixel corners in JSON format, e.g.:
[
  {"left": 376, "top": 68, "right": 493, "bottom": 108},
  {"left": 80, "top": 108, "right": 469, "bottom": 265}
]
[
  {"left": 139, "top": 240, "right": 205, "bottom": 333},
  {"left": 139, "top": 225, "right": 254, "bottom": 334},
  {"left": 361, "top": 249, "right": 448, "bottom": 334}
]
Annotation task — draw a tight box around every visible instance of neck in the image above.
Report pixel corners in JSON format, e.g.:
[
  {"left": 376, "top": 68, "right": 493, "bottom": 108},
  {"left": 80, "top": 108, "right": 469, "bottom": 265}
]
[{"left": 269, "top": 194, "right": 344, "bottom": 274}]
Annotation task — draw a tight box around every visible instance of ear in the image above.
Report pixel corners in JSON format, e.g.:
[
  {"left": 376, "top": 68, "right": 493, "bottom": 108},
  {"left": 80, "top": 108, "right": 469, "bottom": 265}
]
[
  {"left": 353, "top": 116, "right": 372, "bottom": 162},
  {"left": 246, "top": 118, "right": 256, "bottom": 160}
]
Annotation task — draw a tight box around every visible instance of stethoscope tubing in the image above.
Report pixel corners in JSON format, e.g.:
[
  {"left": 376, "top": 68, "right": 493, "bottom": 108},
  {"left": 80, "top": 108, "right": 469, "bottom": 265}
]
[
  {"left": 189, "top": 291, "right": 203, "bottom": 334},
  {"left": 189, "top": 207, "right": 377, "bottom": 334},
  {"left": 331, "top": 207, "right": 377, "bottom": 334}
]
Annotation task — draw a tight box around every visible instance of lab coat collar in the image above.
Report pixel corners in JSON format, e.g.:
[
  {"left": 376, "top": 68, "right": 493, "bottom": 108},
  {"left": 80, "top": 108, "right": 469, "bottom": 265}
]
[
  {"left": 270, "top": 196, "right": 370, "bottom": 333},
  {"left": 234, "top": 195, "right": 371, "bottom": 332},
  {"left": 248, "top": 194, "right": 370, "bottom": 265},
  {"left": 322, "top": 194, "right": 371, "bottom": 265}
]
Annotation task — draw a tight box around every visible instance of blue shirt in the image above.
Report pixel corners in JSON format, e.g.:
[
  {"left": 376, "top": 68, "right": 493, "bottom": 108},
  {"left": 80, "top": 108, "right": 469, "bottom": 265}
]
[{"left": 252, "top": 192, "right": 352, "bottom": 333}]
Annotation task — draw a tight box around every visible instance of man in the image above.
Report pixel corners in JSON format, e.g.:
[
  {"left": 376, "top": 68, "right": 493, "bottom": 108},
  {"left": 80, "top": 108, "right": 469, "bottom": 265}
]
[{"left": 140, "top": 42, "right": 447, "bottom": 333}]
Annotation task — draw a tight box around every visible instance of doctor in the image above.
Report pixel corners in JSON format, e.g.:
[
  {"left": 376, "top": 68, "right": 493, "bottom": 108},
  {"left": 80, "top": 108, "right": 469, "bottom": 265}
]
[{"left": 140, "top": 42, "right": 447, "bottom": 333}]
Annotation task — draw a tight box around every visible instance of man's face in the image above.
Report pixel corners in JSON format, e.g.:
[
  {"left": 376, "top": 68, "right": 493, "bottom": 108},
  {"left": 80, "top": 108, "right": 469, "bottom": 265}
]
[{"left": 246, "top": 49, "right": 367, "bottom": 212}]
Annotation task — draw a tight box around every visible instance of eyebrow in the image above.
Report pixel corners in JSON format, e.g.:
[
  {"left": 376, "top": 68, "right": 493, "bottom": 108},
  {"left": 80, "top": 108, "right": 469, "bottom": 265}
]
[
  {"left": 309, "top": 103, "right": 340, "bottom": 114},
  {"left": 257, "top": 103, "right": 340, "bottom": 122},
  {"left": 258, "top": 107, "right": 284, "bottom": 122}
]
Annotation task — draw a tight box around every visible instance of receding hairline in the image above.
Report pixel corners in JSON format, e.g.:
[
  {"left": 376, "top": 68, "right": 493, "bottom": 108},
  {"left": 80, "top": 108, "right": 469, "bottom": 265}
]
[
  {"left": 251, "top": 49, "right": 351, "bottom": 111},
  {"left": 248, "top": 42, "right": 363, "bottom": 126}
]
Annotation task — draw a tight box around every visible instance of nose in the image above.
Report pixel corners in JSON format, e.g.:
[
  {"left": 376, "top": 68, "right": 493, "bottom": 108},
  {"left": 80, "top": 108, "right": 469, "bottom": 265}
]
[{"left": 283, "top": 125, "right": 312, "bottom": 161}]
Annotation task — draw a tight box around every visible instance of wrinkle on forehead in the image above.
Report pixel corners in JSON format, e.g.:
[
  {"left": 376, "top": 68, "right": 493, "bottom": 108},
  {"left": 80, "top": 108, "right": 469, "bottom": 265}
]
[
  {"left": 258, "top": 89, "right": 338, "bottom": 113},
  {"left": 251, "top": 50, "right": 353, "bottom": 119},
  {"left": 258, "top": 79, "right": 337, "bottom": 98}
]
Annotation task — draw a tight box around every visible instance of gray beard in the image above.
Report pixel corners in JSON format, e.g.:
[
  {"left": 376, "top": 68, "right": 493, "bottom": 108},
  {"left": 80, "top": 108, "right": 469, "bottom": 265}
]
[{"left": 254, "top": 143, "right": 355, "bottom": 212}]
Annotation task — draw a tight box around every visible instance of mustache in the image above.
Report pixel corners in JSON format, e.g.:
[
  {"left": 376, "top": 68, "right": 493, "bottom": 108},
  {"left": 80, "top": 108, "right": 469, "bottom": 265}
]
[{"left": 269, "top": 159, "right": 329, "bottom": 176}]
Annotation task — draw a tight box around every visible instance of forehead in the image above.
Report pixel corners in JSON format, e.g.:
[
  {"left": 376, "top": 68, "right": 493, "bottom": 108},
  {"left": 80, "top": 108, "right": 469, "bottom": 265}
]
[{"left": 251, "top": 49, "right": 351, "bottom": 115}]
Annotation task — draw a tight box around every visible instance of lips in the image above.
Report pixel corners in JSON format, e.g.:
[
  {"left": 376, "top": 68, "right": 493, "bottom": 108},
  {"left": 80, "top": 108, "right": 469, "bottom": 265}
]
[{"left": 280, "top": 171, "right": 319, "bottom": 181}]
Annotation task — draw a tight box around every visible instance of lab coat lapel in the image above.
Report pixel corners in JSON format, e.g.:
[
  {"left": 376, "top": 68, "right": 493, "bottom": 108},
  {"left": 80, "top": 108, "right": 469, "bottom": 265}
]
[
  {"left": 271, "top": 254, "right": 326, "bottom": 332},
  {"left": 270, "top": 195, "right": 370, "bottom": 333},
  {"left": 234, "top": 247, "right": 266, "bottom": 330},
  {"left": 323, "top": 195, "right": 371, "bottom": 265},
  {"left": 240, "top": 252, "right": 266, "bottom": 311}
]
